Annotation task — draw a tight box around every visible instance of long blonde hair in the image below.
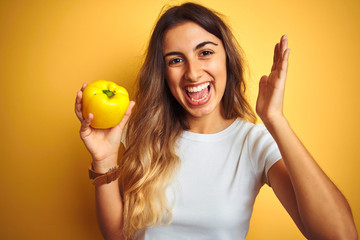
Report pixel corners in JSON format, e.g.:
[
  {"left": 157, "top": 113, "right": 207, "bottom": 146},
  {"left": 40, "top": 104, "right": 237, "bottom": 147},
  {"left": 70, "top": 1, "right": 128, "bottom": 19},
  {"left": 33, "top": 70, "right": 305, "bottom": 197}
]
[{"left": 119, "top": 2, "right": 256, "bottom": 238}]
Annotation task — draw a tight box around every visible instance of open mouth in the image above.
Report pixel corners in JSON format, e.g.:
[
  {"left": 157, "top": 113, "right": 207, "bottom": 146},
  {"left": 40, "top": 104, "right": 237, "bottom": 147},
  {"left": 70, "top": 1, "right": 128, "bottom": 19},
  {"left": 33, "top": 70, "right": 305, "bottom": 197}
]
[{"left": 185, "top": 82, "right": 211, "bottom": 104}]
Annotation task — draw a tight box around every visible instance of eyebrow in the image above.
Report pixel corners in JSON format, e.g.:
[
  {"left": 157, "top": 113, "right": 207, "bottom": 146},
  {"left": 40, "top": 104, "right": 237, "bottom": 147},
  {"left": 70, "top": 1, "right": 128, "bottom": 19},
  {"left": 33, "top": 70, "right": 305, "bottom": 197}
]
[
  {"left": 195, "top": 41, "right": 218, "bottom": 51},
  {"left": 163, "top": 41, "right": 218, "bottom": 58}
]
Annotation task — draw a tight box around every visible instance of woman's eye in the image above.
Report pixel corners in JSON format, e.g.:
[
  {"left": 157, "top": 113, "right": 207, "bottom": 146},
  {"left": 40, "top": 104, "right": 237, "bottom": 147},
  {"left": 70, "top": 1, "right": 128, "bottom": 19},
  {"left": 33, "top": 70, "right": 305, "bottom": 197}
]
[
  {"left": 168, "top": 58, "right": 183, "bottom": 65},
  {"left": 200, "top": 50, "right": 213, "bottom": 56}
]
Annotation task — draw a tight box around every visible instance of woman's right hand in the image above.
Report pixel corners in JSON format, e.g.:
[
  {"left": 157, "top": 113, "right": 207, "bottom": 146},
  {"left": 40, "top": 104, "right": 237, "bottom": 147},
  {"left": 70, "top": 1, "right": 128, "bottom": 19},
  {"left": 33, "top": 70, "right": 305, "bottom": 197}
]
[{"left": 75, "top": 83, "right": 135, "bottom": 172}]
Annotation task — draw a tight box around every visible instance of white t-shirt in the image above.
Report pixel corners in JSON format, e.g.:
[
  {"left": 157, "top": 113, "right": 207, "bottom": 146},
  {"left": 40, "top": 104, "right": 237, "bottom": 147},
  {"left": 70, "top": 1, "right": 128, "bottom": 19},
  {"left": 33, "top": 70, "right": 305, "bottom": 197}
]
[{"left": 135, "top": 118, "right": 282, "bottom": 240}]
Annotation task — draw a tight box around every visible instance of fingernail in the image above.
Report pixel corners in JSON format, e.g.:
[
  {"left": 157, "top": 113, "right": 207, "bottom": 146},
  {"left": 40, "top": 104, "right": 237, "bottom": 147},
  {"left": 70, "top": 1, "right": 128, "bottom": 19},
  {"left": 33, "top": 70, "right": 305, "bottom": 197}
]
[{"left": 284, "top": 34, "right": 287, "bottom": 39}]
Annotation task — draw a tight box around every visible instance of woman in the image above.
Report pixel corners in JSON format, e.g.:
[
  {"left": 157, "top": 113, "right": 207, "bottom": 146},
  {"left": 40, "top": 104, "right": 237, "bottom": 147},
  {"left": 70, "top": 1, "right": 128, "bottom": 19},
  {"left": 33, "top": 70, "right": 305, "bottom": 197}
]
[{"left": 75, "top": 2, "right": 357, "bottom": 239}]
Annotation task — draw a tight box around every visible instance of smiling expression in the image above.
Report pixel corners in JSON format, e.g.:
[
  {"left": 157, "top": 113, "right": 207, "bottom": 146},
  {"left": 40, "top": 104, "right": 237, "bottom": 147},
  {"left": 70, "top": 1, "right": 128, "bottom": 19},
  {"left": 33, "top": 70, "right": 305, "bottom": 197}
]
[{"left": 163, "top": 21, "right": 227, "bottom": 121}]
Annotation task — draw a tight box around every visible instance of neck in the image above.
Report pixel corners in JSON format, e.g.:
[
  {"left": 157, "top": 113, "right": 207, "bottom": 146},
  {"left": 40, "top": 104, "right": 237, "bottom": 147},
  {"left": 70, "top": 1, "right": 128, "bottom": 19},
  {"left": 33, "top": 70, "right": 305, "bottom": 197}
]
[{"left": 186, "top": 106, "right": 236, "bottom": 134}]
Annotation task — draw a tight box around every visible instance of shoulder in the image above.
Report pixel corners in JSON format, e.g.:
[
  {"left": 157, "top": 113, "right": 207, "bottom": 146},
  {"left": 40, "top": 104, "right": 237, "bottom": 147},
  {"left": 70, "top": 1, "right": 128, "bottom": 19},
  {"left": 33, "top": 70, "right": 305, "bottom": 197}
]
[
  {"left": 239, "top": 119, "right": 280, "bottom": 163},
  {"left": 232, "top": 118, "right": 269, "bottom": 141}
]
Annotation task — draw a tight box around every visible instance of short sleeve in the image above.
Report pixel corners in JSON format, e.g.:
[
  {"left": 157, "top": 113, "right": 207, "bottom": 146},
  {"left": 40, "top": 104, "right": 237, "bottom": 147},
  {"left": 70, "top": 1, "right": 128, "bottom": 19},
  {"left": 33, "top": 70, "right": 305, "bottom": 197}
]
[{"left": 246, "top": 124, "right": 282, "bottom": 186}]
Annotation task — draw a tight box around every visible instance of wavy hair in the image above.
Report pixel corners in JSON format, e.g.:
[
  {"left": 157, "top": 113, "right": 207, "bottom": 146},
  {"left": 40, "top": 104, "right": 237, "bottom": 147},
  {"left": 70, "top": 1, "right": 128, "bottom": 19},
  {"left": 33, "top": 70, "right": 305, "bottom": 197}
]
[{"left": 119, "top": 2, "right": 256, "bottom": 239}]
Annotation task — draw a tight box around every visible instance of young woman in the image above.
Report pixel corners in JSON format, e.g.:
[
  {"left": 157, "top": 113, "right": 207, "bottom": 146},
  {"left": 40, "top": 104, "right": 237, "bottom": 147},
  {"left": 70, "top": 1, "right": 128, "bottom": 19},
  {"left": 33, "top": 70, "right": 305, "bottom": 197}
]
[{"left": 75, "top": 2, "right": 357, "bottom": 240}]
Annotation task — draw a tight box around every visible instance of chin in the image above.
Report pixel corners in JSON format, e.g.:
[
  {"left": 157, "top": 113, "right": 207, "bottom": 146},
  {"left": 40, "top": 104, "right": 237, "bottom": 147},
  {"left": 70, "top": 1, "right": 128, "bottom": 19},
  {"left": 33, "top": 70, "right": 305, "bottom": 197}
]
[{"left": 184, "top": 101, "right": 220, "bottom": 119}]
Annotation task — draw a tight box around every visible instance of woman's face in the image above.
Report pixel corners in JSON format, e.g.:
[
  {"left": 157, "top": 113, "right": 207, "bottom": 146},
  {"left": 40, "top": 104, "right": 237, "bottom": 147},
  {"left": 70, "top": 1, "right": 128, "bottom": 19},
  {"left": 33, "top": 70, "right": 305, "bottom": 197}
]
[{"left": 163, "top": 21, "right": 227, "bottom": 121}]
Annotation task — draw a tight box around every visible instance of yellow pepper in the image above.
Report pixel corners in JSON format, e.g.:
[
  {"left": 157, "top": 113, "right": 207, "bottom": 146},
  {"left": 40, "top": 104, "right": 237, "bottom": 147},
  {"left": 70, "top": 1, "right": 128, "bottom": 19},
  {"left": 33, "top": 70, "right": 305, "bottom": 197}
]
[{"left": 82, "top": 80, "right": 129, "bottom": 129}]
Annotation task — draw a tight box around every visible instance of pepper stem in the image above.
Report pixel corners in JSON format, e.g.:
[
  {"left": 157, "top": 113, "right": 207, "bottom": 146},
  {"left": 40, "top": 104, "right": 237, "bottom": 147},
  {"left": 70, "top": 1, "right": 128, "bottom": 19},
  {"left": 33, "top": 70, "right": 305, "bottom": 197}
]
[{"left": 103, "top": 90, "right": 115, "bottom": 98}]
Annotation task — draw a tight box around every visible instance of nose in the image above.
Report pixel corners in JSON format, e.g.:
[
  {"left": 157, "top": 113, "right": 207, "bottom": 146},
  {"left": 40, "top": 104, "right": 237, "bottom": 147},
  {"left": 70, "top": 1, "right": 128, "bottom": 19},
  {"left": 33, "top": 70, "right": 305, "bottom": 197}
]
[{"left": 184, "top": 59, "right": 203, "bottom": 82}]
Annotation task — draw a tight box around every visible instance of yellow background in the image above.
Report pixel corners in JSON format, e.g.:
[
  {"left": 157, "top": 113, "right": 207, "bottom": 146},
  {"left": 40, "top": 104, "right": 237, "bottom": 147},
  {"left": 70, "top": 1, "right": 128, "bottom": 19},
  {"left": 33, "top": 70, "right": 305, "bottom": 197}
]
[{"left": 0, "top": 0, "right": 359, "bottom": 239}]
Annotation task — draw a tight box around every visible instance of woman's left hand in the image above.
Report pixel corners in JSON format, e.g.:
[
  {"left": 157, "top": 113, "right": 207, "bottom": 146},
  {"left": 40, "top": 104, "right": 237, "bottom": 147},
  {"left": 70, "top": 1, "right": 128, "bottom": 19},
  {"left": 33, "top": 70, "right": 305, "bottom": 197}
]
[{"left": 256, "top": 35, "right": 290, "bottom": 125}]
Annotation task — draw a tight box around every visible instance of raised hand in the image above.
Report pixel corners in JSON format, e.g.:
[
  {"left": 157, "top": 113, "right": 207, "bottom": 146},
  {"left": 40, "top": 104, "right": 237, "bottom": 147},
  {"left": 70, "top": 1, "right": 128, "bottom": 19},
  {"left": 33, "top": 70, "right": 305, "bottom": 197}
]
[
  {"left": 75, "top": 83, "right": 135, "bottom": 170},
  {"left": 256, "top": 35, "right": 290, "bottom": 125}
]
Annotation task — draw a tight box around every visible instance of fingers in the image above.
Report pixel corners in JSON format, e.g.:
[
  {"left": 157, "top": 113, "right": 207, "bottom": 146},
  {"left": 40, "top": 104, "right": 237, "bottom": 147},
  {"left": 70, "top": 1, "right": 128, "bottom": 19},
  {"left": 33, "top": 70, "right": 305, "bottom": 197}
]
[
  {"left": 127, "top": 101, "right": 136, "bottom": 113},
  {"left": 75, "top": 90, "right": 84, "bottom": 121},
  {"left": 118, "top": 101, "right": 135, "bottom": 129},
  {"left": 272, "top": 43, "right": 280, "bottom": 71},
  {"left": 81, "top": 82, "right": 87, "bottom": 91},
  {"left": 124, "top": 101, "right": 136, "bottom": 121},
  {"left": 75, "top": 83, "right": 88, "bottom": 121},
  {"left": 80, "top": 113, "right": 93, "bottom": 138},
  {"left": 272, "top": 35, "right": 287, "bottom": 71},
  {"left": 283, "top": 48, "right": 290, "bottom": 61},
  {"left": 280, "top": 35, "right": 289, "bottom": 61},
  {"left": 258, "top": 75, "right": 268, "bottom": 95},
  {"left": 274, "top": 35, "right": 290, "bottom": 78},
  {"left": 280, "top": 48, "right": 290, "bottom": 80},
  {"left": 76, "top": 83, "right": 95, "bottom": 139}
]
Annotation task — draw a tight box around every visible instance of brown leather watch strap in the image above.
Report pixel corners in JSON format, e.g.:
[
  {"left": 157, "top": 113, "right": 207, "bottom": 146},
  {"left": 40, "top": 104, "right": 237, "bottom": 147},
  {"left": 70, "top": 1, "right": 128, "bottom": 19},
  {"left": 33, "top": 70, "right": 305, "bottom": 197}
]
[{"left": 89, "top": 165, "right": 120, "bottom": 186}]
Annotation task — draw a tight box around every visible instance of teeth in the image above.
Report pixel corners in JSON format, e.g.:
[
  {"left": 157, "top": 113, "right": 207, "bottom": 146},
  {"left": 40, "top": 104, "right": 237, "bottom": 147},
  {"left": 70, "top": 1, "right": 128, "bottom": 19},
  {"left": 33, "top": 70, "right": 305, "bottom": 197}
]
[
  {"left": 191, "top": 92, "right": 209, "bottom": 102},
  {"left": 186, "top": 82, "right": 210, "bottom": 93}
]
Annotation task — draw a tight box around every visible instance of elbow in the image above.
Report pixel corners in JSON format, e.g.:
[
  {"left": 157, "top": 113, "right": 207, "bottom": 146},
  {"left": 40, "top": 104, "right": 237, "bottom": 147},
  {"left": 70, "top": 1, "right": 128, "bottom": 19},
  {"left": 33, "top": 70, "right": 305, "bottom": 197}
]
[
  {"left": 306, "top": 205, "right": 358, "bottom": 240},
  {"left": 340, "top": 226, "right": 358, "bottom": 240},
  {"left": 350, "top": 231, "right": 358, "bottom": 240},
  {"left": 306, "top": 224, "right": 358, "bottom": 240},
  {"left": 102, "top": 231, "right": 124, "bottom": 240},
  {"left": 332, "top": 211, "right": 358, "bottom": 240},
  {"left": 99, "top": 224, "right": 124, "bottom": 240},
  {"left": 329, "top": 229, "right": 358, "bottom": 240}
]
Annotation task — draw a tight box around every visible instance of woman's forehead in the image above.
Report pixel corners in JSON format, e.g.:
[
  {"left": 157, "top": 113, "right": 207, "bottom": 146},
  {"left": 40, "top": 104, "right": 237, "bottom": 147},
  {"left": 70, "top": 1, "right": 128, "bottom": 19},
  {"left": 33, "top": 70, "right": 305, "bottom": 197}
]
[{"left": 162, "top": 21, "right": 221, "bottom": 53}]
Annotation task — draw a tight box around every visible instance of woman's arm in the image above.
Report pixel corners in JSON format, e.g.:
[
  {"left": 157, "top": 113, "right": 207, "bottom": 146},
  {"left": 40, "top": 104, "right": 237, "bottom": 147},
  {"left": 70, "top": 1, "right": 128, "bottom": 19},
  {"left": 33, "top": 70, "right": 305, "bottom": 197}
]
[
  {"left": 267, "top": 118, "right": 357, "bottom": 239},
  {"left": 93, "top": 156, "right": 125, "bottom": 240},
  {"left": 75, "top": 84, "right": 135, "bottom": 239},
  {"left": 256, "top": 35, "right": 358, "bottom": 239}
]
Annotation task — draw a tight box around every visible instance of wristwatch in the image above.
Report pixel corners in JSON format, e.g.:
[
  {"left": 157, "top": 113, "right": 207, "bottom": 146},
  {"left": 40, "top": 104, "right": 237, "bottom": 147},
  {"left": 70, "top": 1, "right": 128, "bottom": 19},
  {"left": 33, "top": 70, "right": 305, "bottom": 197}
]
[{"left": 88, "top": 164, "right": 120, "bottom": 186}]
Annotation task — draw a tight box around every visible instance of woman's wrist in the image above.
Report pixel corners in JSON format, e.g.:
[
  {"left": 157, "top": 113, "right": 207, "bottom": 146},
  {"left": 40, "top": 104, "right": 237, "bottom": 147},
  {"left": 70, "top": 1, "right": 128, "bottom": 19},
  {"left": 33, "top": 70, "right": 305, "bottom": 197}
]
[
  {"left": 262, "top": 115, "right": 289, "bottom": 137},
  {"left": 91, "top": 153, "right": 119, "bottom": 173}
]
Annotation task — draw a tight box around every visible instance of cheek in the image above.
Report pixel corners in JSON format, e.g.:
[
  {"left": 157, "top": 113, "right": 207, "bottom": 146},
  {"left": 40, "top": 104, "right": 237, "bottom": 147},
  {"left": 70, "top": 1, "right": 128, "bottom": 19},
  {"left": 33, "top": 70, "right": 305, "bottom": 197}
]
[
  {"left": 165, "top": 74, "right": 180, "bottom": 100},
  {"left": 165, "top": 69, "right": 182, "bottom": 90},
  {"left": 210, "top": 54, "right": 227, "bottom": 76},
  {"left": 210, "top": 62, "right": 227, "bottom": 87}
]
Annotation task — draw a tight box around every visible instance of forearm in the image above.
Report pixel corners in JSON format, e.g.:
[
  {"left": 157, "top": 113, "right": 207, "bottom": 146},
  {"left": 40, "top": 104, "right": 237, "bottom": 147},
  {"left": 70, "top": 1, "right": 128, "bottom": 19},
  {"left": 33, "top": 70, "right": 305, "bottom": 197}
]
[
  {"left": 93, "top": 157, "right": 124, "bottom": 240},
  {"left": 265, "top": 117, "right": 357, "bottom": 239}
]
